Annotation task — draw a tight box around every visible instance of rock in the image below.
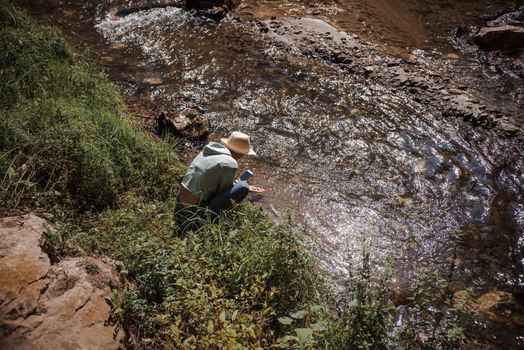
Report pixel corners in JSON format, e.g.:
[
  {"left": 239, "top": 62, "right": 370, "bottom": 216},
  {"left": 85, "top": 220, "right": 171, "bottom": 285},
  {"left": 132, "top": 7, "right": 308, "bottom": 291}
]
[
  {"left": 143, "top": 77, "right": 164, "bottom": 86},
  {"left": 487, "top": 9, "right": 524, "bottom": 27},
  {"left": 386, "top": 59, "right": 401, "bottom": 67},
  {"left": 455, "top": 289, "right": 524, "bottom": 329},
  {"left": 363, "top": 66, "right": 375, "bottom": 74},
  {"left": 157, "top": 108, "right": 210, "bottom": 139},
  {"left": 185, "top": 0, "right": 240, "bottom": 19},
  {"left": 449, "top": 88, "right": 464, "bottom": 95},
  {"left": 498, "top": 121, "right": 520, "bottom": 136},
  {"left": 331, "top": 50, "right": 352, "bottom": 64},
  {"left": 0, "top": 214, "right": 122, "bottom": 350},
  {"left": 475, "top": 25, "right": 524, "bottom": 53},
  {"left": 0, "top": 215, "right": 50, "bottom": 311}
]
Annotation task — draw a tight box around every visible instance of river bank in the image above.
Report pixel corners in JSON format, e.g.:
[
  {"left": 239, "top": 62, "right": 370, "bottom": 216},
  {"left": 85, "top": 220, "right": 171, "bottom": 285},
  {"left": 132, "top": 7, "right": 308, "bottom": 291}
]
[
  {"left": 0, "top": 3, "right": 321, "bottom": 348},
  {"left": 0, "top": 3, "right": 472, "bottom": 348},
  {"left": 3, "top": 0, "right": 524, "bottom": 348}
]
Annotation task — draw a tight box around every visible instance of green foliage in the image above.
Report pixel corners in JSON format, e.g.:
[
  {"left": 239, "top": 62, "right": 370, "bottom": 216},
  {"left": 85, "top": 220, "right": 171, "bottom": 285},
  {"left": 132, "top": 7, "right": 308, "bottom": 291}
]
[
  {"left": 275, "top": 249, "right": 466, "bottom": 350},
  {"left": 84, "top": 261, "right": 101, "bottom": 275},
  {"left": 42, "top": 222, "right": 89, "bottom": 263},
  {"left": 320, "top": 252, "right": 394, "bottom": 350},
  {"left": 275, "top": 305, "right": 329, "bottom": 348},
  {"left": 274, "top": 250, "right": 394, "bottom": 350},
  {"left": 394, "top": 268, "right": 465, "bottom": 350},
  {"left": 0, "top": 0, "right": 184, "bottom": 211},
  {"left": 92, "top": 196, "right": 319, "bottom": 349}
]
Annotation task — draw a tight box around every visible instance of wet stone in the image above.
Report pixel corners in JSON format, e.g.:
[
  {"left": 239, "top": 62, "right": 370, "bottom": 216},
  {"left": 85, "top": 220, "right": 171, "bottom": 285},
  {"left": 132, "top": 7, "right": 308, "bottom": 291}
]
[
  {"left": 498, "top": 121, "right": 520, "bottom": 135},
  {"left": 487, "top": 9, "right": 524, "bottom": 27},
  {"left": 156, "top": 108, "right": 210, "bottom": 139},
  {"left": 331, "top": 51, "right": 352, "bottom": 64},
  {"left": 475, "top": 25, "right": 524, "bottom": 53},
  {"left": 386, "top": 59, "right": 401, "bottom": 67}
]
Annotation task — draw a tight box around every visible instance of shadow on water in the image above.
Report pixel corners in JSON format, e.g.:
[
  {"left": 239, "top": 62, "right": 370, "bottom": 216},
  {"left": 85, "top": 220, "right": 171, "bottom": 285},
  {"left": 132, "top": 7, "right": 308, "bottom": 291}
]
[{"left": 17, "top": 0, "right": 524, "bottom": 346}]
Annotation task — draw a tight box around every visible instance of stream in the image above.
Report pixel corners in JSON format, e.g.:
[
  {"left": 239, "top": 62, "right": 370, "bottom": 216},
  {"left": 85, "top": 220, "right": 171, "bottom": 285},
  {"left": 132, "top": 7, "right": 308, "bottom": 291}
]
[{"left": 17, "top": 0, "right": 524, "bottom": 347}]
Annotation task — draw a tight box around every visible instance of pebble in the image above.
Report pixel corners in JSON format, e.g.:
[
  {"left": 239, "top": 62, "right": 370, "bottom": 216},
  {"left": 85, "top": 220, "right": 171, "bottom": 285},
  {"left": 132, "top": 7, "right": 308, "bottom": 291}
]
[
  {"left": 449, "top": 88, "right": 464, "bottom": 95},
  {"left": 143, "top": 77, "right": 163, "bottom": 85}
]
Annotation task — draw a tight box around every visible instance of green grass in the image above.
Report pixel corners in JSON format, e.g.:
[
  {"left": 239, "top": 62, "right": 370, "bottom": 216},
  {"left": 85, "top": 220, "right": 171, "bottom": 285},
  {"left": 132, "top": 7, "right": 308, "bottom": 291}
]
[
  {"left": 0, "top": 1, "right": 468, "bottom": 349},
  {"left": 90, "top": 196, "right": 320, "bottom": 349},
  {"left": 0, "top": 0, "right": 184, "bottom": 211}
]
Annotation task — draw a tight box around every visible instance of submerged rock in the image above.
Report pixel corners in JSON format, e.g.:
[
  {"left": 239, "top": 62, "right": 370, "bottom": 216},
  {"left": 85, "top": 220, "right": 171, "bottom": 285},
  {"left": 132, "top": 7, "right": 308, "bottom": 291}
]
[
  {"left": 455, "top": 289, "right": 524, "bottom": 329},
  {"left": 475, "top": 25, "right": 524, "bottom": 53},
  {"left": 185, "top": 0, "right": 240, "bottom": 19},
  {"left": 487, "top": 9, "right": 524, "bottom": 27},
  {"left": 0, "top": 214, "right": 122, "bottom": 350}
]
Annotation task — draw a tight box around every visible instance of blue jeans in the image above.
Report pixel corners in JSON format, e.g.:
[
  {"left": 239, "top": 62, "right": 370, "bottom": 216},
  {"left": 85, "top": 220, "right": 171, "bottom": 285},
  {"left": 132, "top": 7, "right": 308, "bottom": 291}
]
[
  {"left": 207, "top": 181, "right": 250, "bottom": 214},
  {"left": 174, "top": 181, "right": 250, "bottom": 229}
]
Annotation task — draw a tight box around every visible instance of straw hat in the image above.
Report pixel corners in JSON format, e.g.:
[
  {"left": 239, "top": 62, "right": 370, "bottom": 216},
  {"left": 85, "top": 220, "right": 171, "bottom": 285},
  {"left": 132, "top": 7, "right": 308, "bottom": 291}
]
[{"left": 220, "top": 131, "right": 256, "bottom": 156}]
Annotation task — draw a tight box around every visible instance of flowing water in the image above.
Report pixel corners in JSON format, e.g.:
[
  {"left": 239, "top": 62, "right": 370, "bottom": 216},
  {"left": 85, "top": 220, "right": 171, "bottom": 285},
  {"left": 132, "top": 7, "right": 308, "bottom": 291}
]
[{"left": 18, "top": 0, "right": 524, "bottom": 346}]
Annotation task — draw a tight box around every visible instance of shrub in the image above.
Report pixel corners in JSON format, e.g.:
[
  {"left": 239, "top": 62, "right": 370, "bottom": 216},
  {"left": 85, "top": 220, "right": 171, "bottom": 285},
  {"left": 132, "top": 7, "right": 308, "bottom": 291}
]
[
  {"left": 93, "top": 196, "right": 320, "bottom": 349},
  {"left": 275, "top": 249, "right": 466, "bottom": 350}
]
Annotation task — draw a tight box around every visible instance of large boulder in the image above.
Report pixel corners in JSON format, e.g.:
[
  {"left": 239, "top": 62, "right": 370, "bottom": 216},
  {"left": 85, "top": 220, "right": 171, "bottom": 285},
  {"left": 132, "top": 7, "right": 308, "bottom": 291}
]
[
  {"left": 474, "top": 25, "right": 524, "bottom": 53},
  {"left": 0, "top": 214, "right": 123, "bottom": 350}
]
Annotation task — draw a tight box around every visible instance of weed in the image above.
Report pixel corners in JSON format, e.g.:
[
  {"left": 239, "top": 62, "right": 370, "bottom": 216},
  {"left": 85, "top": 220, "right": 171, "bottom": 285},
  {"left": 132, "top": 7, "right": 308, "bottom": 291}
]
[
  {"left": 84, "top": 261, "right": 100, "bottom": 275},
  {"left": 42, "top": 222, "right": 88, "bottom": 263},
  {"left": 92, "top": 196, "right": 320, "bottom": 349}
]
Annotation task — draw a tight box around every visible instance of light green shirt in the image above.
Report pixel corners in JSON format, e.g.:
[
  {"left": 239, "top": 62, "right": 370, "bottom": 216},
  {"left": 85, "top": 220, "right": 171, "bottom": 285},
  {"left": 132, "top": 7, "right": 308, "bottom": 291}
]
[{"left": 181, "top": 142, "right": 238, "bottom": 202}]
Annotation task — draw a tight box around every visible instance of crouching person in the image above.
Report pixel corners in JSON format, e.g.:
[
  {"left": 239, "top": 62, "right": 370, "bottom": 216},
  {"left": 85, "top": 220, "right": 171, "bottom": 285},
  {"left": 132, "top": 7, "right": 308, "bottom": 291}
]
[{"left": 174, "top": 131, "right": 256, "bottom": 231}]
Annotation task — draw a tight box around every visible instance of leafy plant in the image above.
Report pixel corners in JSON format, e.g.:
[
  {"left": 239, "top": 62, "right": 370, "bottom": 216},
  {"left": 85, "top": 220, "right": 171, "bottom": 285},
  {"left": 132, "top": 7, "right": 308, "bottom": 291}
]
[
  {"left": 94, "top": 197, "right": 320, "bottom": 349},
  {"left": 42, "top": 222, "right": 88, "bottom": 263}
]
